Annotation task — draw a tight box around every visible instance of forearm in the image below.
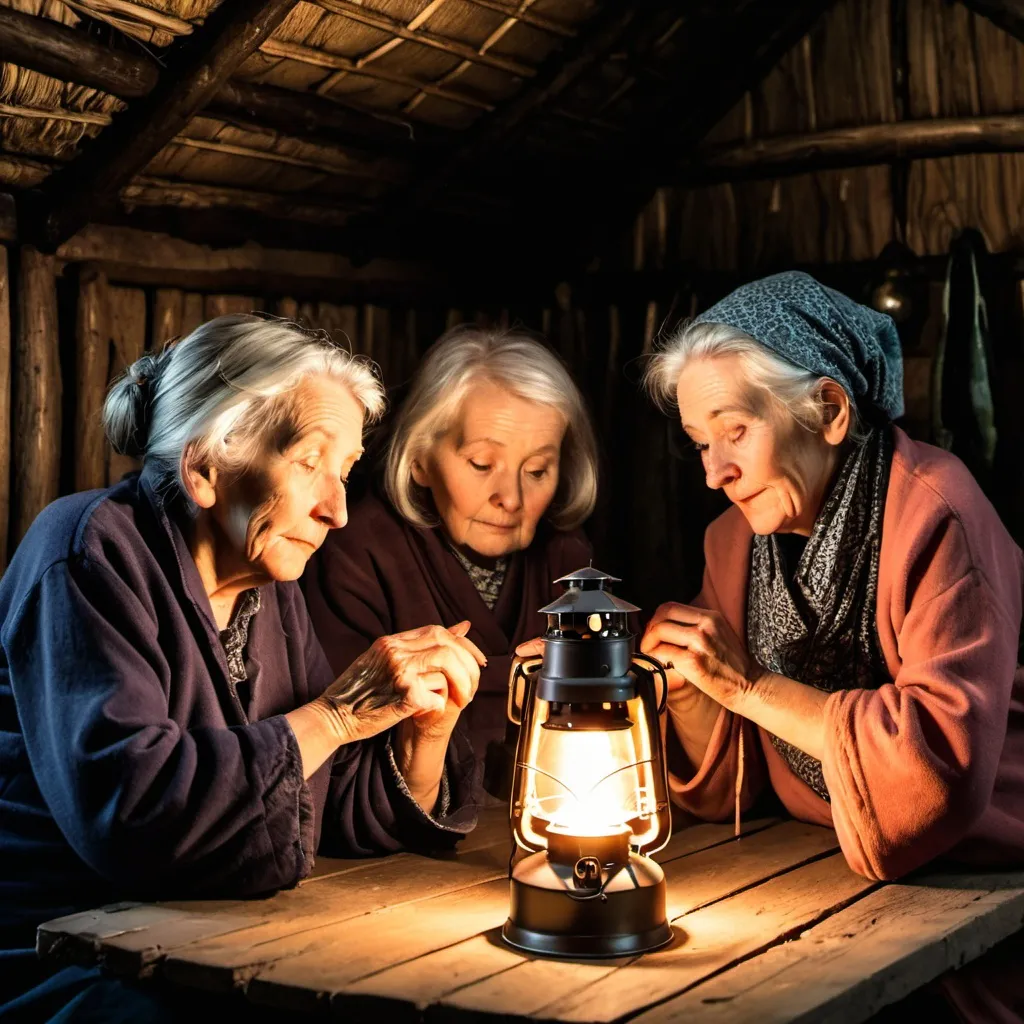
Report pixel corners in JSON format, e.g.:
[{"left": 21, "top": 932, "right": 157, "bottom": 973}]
[
  {"left": 395, "top": 721, "right": 449, "bottom": 814},
  {"left": 285, "top": 700, "right": 348, "bottom": 780},
  {"left": 732, "top": 672, "right": 829, "bottom": 761}
]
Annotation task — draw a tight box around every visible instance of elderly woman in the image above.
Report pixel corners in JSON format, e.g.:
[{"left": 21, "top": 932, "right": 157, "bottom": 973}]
[
  {"left": 641, "top": 272, "right": 1024, "bottom": 1022},
  {"left": 303, "top": 326, "right": 595, "bottom": 792},
  {"left": 0, "top": 316, "right": 481, "bottom": 1014}
]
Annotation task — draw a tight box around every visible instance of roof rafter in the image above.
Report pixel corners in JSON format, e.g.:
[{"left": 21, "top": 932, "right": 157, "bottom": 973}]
[
  {"left": 21, "top": 0, "right": 303, "bottom": 250},
  {"left": 315, "top": 0, "right": 536, "bottom": 78}
]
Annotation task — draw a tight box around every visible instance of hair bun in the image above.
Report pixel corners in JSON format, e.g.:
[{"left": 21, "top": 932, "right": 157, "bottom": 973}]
[{"left": 103, "top": 351, "right": 167, "bottom": 459}]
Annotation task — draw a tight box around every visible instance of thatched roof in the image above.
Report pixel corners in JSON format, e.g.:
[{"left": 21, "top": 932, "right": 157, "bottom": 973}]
[{"left": 3, "top": 0, "right": 1019, "bottom": 273}]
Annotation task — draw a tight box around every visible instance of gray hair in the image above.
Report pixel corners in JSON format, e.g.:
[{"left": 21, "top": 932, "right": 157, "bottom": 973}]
[
  {"left": 645, "top": 320, "right": 864, "bottom": 441},
  {"left": 385, "top": 325, "right": 598, "bottom": 530},
  {"left": 103, "top": 314, "right": 385, "bottom": 492}
]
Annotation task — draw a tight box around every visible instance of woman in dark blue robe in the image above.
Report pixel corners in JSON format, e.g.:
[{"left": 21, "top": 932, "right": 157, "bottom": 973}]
[{"left": 0, "top": 316, "right": 482, "bottom": 1019}]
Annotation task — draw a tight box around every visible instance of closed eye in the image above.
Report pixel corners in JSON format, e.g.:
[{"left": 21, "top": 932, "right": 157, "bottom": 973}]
[
  {"left": 527, "top": 468, "right": 548, "bottom": 480},
  {"left": 469, "top": 460, "right": 490, "bottom": 472},
  {"left": 692, "top": 441, "right": 709, "bottom": 453}
]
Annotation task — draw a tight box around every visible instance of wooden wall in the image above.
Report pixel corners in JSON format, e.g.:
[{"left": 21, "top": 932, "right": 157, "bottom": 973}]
[{"left": 628, "top": 0, "right": 1024, "bottom": 273}]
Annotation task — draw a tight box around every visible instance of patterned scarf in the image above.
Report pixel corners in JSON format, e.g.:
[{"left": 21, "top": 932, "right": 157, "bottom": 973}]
[{"left": 746, "top": 427, "right": 893, "bottom": 801}]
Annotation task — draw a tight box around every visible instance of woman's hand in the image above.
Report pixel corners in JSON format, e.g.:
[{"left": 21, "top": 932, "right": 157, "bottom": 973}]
[
  {"left": 287, "top": 621, "right": 484, "bottom": 782},
  {"left": 515, "top": 637, "right": 545, "bottom": 658},
  {"left": 640, "top": 602, "right": 764, "bottom": 712}
]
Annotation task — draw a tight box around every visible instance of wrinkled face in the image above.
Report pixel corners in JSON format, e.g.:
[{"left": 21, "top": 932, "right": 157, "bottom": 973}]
[
  {"left": 210, "top": 376, "right": 365, "bottom": 581},
  {"left": 676, "top": 354, "right": 838, "bottom": 536},
  {"left": 415, "top": 379, "right": 566, "bottom": 559}
]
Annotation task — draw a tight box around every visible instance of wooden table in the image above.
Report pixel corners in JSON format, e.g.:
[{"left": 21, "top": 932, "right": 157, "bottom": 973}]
[{"left": 37, "top": 809, "right": 1024, "bottom": 1022}]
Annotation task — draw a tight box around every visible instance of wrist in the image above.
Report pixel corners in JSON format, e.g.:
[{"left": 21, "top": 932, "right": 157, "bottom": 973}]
[{"left": 396, "top": 719, "right": 448, "bottom": 792}]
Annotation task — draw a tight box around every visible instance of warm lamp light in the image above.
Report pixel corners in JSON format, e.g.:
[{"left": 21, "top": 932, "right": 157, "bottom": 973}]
[{"left": 502, "top": 567, "right": 672, "bottom": 958}]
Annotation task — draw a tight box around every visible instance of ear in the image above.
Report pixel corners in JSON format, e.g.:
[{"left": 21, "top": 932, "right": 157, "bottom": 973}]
[
  {"left": 410, "top": 455, "right": 431, "bottom": 489},
  {"left": 819, "top": 379, "right": 852, "bottom": 446},
  {"left": 181, "top": 445, "right": 220, "bottom": 508}
]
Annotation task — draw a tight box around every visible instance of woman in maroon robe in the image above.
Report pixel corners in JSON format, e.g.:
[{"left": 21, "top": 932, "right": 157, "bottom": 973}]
[{"left": 303, "top": 326, "right": 597, "bottom": 794}]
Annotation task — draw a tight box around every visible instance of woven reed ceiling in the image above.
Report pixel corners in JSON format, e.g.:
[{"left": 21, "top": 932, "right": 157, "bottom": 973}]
[{"left": 0, "top": 0, "right": 835, "bottom": 266}]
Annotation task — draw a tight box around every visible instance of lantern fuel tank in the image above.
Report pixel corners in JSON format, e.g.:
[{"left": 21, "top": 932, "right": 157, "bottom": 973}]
[{"left": 502, "top": 567, "right": 673, "bottom": 958}]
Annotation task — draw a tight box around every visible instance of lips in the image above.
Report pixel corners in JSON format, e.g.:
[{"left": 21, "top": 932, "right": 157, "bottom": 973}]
[{"left": 732, "top": 489, "right": 765, "bottom": 505}]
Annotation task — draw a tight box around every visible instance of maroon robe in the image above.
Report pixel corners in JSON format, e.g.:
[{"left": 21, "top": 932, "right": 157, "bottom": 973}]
[{"left": 302, "top": 490, "right": 592, "bottom": 785}]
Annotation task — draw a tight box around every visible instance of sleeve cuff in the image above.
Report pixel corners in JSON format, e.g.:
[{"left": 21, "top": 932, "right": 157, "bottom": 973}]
[{"left": 385, "top": 737, "right": 462, "bottom": 834}]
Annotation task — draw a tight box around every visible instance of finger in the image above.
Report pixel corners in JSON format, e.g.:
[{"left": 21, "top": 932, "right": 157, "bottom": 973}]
[
  {"left": 644, "top": 620, "right": 715, "bottom": 657},
  {"left": 446, "top": 626, "right": 487, "bottom": 667},
  {"left": 410, "top": 648, "right": 476, "bottom": 709},
  {"left": 402, "top": 626, "right": 482, "bottom": 676},
  {"left": 447, "top": 620, "right": 471, "bottom": 637},
  {"left": 646, "top": 644, "right": 698, "bottom": 686},
  {"left": 648, "top": 601, "right": 694, "bottom": 627},
  {"left": 515, "top": 638, "right": 545, "bottom": 657},
  {"left": 403, "top": 671, "right": 449, "bottom": 716}
]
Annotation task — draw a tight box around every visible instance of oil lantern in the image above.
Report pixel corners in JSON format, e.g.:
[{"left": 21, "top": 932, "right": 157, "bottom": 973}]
[{"left": 502, "top": 566, "right": 672, "bottom": 958}]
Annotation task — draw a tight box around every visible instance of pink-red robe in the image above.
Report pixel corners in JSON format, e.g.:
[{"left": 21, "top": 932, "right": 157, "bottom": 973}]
[{"left": 670, "top": 426, "right": 1024, "bottom": 1022}]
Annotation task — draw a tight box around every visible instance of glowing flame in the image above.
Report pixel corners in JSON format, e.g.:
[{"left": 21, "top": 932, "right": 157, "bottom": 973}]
[{"left": 526, "top": 726, "right": 654, "bottom": 837}]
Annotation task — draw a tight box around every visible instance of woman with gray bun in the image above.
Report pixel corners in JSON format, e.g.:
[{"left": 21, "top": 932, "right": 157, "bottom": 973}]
[{"left": 0, "top": 315, "right": 481, "bottom": 1018}]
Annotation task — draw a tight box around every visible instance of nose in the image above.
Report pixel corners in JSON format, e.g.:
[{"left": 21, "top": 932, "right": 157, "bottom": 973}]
[
  {"left": 491, "top": 468, "right": 522, "bottom": 513},
  {"left": 703, "top": 446, "right": 739, "bottom": 491},
  {"left": 314, "top": 476, "right": 348, "bottom": 529}
]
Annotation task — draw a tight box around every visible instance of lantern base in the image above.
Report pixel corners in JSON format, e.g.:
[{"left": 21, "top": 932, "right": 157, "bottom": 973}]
[{"left": 502, "top": 849, "right": 672, "bottom": 959}]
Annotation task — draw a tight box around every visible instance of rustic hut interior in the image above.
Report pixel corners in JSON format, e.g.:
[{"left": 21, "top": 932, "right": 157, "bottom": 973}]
[{"left": 1, "top": 0, "right": 1023, "bottom": 610}]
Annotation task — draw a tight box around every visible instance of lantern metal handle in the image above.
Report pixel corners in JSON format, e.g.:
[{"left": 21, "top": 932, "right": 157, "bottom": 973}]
[
  {"left": 508, "top": 655, "right": 543, "bottom": 726},
  {"left": 632, "top": 652, "right": 669, "bottom": 714}
]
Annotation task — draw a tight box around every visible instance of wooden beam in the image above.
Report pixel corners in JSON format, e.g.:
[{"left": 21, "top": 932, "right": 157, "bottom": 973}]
[
  {"left": 0, "top": 7, "right": 435, "bottom": 156},
  {"left": 675, "top": 113, "right": 1024, "bottom": 184},
  {"left": 464, "top": 0, "right": 575, "bottom": 38},
  {"left": 12, "top": 247, "right": 61, "bottom": 547},
  {"left": 24, "top": 0, "right": 301, "bottom": 250},
  {"left": 958, "top": 0, "right": 1024, "bottom": 43},
  {"left": 315, "top": 0, "right": 536, "bottom": 78},
  {"left": 0, "top": 5, "right": 158, "bottom": 98},
  {"left": 0, "top": 153, "right": 367, "bottom": 229},
  {"left": 208, "top": 80, "right": 442, "bottom": 157}
]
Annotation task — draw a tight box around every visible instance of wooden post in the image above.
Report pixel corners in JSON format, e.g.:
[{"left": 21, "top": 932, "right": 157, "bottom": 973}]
[
  {"left": 12, "top": 247, "right": 61, "bottom": 547},
  {"left": 204, "top": 295, "right": 262, "bottom": 318},
  {"left": 107, "top": 287, "right": 147, "bottom": 486},
  {"left": 0, "top": 247, "right": 10, "bottom": 572},
  {"left": 151, "top": 288, "right": 184, "bottom": 348},
  {"left": 75, "top": 265, "right": 112, "bottom": 492},
  {"left": 182, "top": 293, "right": 204, "bottom": 335}
]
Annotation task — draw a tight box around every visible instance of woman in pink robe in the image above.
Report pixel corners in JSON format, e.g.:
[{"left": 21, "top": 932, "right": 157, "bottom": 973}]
[{"left": 640, "top": 272, "right": 1024, "bottom": 1022}]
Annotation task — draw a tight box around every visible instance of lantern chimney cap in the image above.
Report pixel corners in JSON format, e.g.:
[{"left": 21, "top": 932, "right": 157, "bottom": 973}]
[
  {"left": 540, "top": 565, "right": 640, "bottom": 615},
  {"left": 553, "top": 566, "right": 621, "bottom": 587}
]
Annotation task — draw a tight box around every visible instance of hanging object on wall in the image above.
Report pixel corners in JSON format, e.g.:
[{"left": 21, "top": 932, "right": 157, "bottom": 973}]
[
  {"left": 867, "top": 242, "right": 927, "bottom": 350},
  {"left": 931, "top": 229, "right": 997, "bottom": 487}
]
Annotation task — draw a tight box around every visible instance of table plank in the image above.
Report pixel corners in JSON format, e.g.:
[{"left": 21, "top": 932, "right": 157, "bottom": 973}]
[
  {"left": 308, "top": 806, "right": 512, "bottom": 881},
  {"left": 240, "top": 820, "right": 829, "bottom": 1015},
  {"left": 336, "top": 818, "right": 782, "bottom": 1021},
  {"left": 37, "top": 809, "right": 512, "bottom": 978},
  {"left": 430, "top": 822, "right": 849, "bottom": 1023},
  {"left": 632, "top": 871, "right": 1024, "bottom": 1024}
]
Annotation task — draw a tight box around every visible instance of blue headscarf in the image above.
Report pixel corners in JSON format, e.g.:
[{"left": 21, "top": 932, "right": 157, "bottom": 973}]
[{"left": 694, "top": 271, "right": 904, "bottom": 420}]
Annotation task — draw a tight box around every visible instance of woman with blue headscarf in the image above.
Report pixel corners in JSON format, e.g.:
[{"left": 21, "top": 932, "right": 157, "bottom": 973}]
[{"left": 641, "top": 272, "right": 1024, "bottom": 1022}]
